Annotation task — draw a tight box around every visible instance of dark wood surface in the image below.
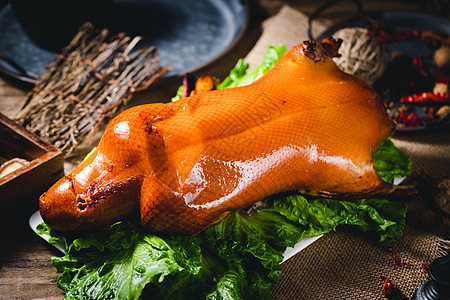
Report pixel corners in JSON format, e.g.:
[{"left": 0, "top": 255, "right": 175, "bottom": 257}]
[
  {"left": 0, "top": 1, "right": 448, "bottom": 299},
  {"left": 0, "top": 216, "right": 64, "bottom": 300}
]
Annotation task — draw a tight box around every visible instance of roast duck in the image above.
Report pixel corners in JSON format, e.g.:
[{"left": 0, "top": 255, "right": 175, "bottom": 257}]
[{"left": 40, "top": 38, "right": 408, "bottom": 235}]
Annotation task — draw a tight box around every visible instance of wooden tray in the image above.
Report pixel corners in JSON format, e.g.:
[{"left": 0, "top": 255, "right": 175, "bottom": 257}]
[{"left": 0, "top": 113, "right": 64, "bottom": 223}]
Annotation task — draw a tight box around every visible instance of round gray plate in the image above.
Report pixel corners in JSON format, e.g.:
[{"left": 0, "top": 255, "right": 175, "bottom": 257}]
[{"left": 0, "top": 0, "right": 248, "bottom": 82}]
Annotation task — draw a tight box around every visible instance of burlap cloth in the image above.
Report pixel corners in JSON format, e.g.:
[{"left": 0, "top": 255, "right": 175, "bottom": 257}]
[{"left": 249, "top": 5, "right": 450, "bottom": 300}]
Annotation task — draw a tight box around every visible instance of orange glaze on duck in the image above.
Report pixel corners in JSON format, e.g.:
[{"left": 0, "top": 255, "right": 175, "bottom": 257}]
[{"left": 40, "top": 38, "right": 402, "bottom": 235}]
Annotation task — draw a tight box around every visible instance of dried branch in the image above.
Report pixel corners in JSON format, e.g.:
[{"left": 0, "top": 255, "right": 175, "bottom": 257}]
[{"left": 14, "top": 22, "right": 170, "bottom": 153}]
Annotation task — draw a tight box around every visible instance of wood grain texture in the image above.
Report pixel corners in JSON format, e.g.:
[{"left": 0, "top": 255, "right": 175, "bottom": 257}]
[{"left": 0, "top": 219, "right": 64, "bottom": 300}]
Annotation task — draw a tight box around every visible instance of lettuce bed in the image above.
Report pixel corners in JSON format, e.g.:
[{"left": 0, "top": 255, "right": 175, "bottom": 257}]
[{"left": 38, "top": 45, "right": 411, "bottom": 300}]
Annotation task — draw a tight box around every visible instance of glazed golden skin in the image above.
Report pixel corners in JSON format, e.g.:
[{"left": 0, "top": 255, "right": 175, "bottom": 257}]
[{"left": 40, "top": 39, "right": 398, "bottom": 235}]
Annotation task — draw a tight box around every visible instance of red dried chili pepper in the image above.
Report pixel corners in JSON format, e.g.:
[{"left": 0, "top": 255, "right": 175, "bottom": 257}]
[
  {"left": 412, "top": 56, "right": 429, "bottom": 77},
  {"left": 404, "top": 112, "right": 423, "bottom": 127},
  {"left": 383, "top": 246, "right": 414, "bottom": 269},
  {"left": 377, "top": 28, "right": 421, "bottom": 44},
  {"left": 381, "top": 276, "right": 406, "bottom": 300},
  {"left": 377, "top": 31, "right": 393, "bottom": 43},
  {"left": 401, "top": 92, "right": 449, "bottom": 104},
  {"left": 424, "top": 107, "right": 435, "bottom": 122}
]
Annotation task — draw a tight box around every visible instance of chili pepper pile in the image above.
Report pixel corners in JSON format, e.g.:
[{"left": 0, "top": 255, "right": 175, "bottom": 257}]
[
  {"left": 401, "top": 91, "right": 449, "bottom": 104},
  {"left": 371, "top": 30, "right": 450, "bottom": 129},
  {"left": 389, "top": 105, "right": 439, "bottom": 128}
]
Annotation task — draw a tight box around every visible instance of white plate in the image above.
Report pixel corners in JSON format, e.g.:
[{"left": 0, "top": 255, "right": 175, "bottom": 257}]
[
  {"left": 281, "top": 235, "right": 322, "bottom": 263},
  {"left": 29, "top": 210, "right": 321, "bottom": 262},
  {"left": 29, "top": 211, "right": 66, "bottom": 254}
]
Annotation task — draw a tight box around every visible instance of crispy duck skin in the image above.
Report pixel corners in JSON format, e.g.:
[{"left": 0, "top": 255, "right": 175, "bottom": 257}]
[{"left": 40, "top": 38, "right": 403, "bottom": 235}]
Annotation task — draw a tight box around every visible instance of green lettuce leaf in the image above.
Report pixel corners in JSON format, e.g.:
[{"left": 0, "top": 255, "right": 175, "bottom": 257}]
[
  {"left": 373, "top": 138, "right": 411, "bottom": 184},
  {"left": 269, "top": 195, "right": 406, "bottom": 244},
  {"left": 216, "top": 44, "right": 287, "bottom": 90},
  {"left": 49, "top": 223, "right": 203, "bottom": 300},
  {"left": 39, "top": 44, "right": 411, "bottom": 299}
]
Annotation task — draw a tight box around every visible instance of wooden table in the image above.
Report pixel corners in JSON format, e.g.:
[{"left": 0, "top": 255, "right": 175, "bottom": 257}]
[{"left": 1, "top": 1, "right": 449, "bottom": 299}]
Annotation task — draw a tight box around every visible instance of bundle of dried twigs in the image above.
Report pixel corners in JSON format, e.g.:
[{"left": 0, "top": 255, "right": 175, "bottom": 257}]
[{"left": 15, "top": 22, "right": 170, "bottom": 153}]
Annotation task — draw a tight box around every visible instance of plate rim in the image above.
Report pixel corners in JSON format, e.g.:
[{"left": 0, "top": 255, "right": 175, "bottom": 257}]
[{"left": 0, "top": 0, "right": 250, "bottom": 86}]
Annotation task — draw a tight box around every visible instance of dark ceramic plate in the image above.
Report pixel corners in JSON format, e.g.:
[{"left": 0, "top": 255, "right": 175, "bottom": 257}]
[
  {"left": 318, "top": 12, "right": 450, "bottom": 131},
  {"left": 0, "top": 0, "right": 248, "bottom": 84}
]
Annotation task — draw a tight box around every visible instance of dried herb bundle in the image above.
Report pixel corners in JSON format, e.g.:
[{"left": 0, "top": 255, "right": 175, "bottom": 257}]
[{"left": 15, "top": 22, "right": 170, "bottom": 153}]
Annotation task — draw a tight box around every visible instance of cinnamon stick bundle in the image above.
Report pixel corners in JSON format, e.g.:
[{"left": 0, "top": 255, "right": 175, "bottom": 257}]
[{"left": 15, "top": 22, "right": 170, "bottom": 153}]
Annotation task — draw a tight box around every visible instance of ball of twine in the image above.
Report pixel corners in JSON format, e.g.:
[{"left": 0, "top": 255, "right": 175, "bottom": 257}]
[{"left": 332, "top": 27, "right": 387, "bottom": 85}]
